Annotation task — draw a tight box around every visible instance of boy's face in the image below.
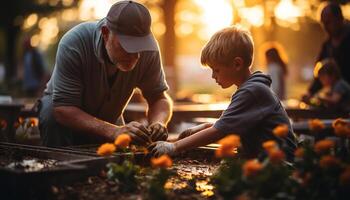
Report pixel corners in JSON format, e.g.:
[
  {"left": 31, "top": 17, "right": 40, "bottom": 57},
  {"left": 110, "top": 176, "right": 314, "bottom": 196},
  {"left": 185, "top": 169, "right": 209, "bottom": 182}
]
[
  {"left": 319, "top": 74, "right": 332, "bottom": 87},
  {"left": 209, "top": 63, "right": 238, "bottom": 88}
]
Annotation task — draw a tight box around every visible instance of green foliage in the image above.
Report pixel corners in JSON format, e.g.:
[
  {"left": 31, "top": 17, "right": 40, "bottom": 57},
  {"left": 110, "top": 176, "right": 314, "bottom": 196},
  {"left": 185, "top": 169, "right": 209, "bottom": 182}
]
[
  {"left": 212, "top": 138, "right": 350, "bottom": 200},
  {"left": 147, "top": 168, "right": 175, "bottom": 200},
  {"left": 211, "top": 159, "right": 246, "bottom": 199},
  {"left": 106, "top": 160, "right": 140, "bottom": 193}
]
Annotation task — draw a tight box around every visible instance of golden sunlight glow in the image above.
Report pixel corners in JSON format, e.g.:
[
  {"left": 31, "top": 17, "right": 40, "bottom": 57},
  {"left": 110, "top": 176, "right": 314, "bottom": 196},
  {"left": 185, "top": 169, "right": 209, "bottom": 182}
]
[
  {"left": 194, "top": 0, "right": 233, "bottom": 39},
  {"left": 153, "top": 22, "right": 166, "bottom": 36},
  {"left": 38, "top": 17, "right": 59, "bottom": 49},
  {"left": 23, "top": 13, "right": 38, "bottom": 29},
  {"left": 240, "top": 5, "right": 264, "bottom": 27},
  {"left": 62, "top": 8, "right": 78, "bottom": 21},
  {"left": 275, "top": 0, "right": 302, "bottom": 25},
  {"left": 62, "top": 0, "right": 74, "bottom": 6},
  {"left": 79, "top": 0, "right": 113, "bottom": 20},
  {"left": 313, "top": 61, "right": 323, "bottom": 78},
  {"left": 30, "top": 34, "right": 40, "bottom": 47}
]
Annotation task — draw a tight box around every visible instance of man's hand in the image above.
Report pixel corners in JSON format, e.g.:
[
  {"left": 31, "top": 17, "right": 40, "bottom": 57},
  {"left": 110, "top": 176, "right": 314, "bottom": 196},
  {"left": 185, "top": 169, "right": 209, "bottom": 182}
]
[
  {"left": 148, "top": 122, "right": 168, "bottom": 142},
  {"left": 121, "top": 121, "right": 151, "bottom": 145},
  {"left": 149, "top": 141, "right": 176, "bottom": 157}
]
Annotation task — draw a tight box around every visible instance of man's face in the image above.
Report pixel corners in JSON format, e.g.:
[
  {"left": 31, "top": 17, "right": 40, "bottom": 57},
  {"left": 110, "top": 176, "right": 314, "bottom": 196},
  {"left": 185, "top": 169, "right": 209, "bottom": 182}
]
[
  {"left": 103, "top": 28, "right": 140, "bottom": 71},
  {"left": 209, "top": 63, "right": 237, "bottom": 89}
]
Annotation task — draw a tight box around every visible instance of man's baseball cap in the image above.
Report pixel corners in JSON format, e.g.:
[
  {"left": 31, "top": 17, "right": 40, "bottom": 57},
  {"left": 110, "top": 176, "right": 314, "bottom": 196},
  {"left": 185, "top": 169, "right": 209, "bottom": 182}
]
[{"left": 106, "top": 0, "right": 158, "bottom": 53}]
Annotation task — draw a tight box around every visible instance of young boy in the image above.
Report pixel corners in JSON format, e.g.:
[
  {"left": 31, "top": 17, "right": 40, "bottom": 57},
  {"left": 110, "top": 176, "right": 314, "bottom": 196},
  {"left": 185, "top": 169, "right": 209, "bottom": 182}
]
[
  {"left": 316, "top": 58, "right": 350, "bottom": 111},
  {"left": 151, "top": 26, "right": 297, "bottom": 161}
]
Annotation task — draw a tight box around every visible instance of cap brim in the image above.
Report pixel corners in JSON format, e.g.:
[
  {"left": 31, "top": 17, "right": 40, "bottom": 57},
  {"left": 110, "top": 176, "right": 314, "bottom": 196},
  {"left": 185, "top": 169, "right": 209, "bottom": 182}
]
[{"left": 117, "top": 33, "right": 158, "bottom": 53}]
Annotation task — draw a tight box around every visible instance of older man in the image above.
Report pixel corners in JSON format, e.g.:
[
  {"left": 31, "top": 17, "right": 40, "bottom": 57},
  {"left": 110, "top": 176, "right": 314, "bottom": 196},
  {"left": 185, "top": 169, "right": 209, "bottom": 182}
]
[{"left": 39, "top": 1, "right": 172, "bottom": 147}]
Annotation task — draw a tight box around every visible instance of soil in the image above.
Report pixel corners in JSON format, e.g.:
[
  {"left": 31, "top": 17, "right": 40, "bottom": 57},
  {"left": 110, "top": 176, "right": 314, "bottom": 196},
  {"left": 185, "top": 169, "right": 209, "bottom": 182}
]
[
  {"left": 0, "top": 151, "right": 58, "bottom": 172},
  {"left": 52, "top": 151, "right": 220, "bottom": 200},
  {"left": 51, "top": 150, "right": 220, "bottom": 200}
]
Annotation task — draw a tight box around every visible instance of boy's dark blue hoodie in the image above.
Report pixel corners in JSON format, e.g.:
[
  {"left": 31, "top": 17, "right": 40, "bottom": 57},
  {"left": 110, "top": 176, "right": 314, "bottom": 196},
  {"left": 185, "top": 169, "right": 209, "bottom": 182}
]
[{"left": 214, "top": 71, "right": 297, "bottom": 161}]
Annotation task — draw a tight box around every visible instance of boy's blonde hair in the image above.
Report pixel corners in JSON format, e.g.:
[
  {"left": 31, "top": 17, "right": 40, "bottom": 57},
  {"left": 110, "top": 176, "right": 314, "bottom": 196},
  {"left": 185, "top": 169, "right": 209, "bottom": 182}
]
[{"left": 201, "top": 26, "right": 254, "bottom": 68}]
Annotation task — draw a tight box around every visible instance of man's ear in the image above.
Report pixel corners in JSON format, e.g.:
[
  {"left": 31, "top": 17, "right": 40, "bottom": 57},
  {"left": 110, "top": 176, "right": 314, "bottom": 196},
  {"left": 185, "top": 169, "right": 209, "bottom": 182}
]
[
  {"left": 233, "top": 57, "right": 244, "bottom": 71},
  {"left": 101, "top": 26, "right": 110, "bottom": 42}
]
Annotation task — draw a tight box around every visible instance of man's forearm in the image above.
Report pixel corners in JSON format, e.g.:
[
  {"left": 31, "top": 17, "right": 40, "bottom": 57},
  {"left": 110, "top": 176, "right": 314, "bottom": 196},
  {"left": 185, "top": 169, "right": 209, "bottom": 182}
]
[
  {"left": 147, "top": 93, "right": 173, "bottom": 125},
  {"left": 53, "top": 106, "right": 119, "bottom": 141}
]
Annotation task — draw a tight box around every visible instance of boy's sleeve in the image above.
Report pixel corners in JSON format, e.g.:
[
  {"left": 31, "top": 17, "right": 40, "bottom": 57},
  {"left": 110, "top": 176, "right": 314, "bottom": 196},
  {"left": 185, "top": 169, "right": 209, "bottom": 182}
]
[
  {"left": 137, "top": 52, "right": 169, "bottom": 100},
  {"left": 333, "top": 81, "right": 349, "bottom": 96},
  {"left": 52, "top": 43, "right": 83, "bottom": 108},
  {"left": 214, "top": 89, "right": 262, "bottom": 136}
]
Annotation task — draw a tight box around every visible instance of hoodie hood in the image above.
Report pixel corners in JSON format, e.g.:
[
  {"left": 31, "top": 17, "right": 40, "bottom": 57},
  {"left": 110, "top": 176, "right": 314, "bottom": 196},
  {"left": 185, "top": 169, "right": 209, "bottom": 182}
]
[
  {"left": 241, "top": 71, "right": 272, "bottom": 88},
  {"left": 93, "top": 18, "right": 107, "bottom": 64}
]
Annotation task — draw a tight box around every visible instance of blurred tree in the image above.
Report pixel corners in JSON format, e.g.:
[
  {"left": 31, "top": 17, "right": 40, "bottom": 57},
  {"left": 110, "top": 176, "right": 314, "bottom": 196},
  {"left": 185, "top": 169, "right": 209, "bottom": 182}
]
[{"left": 0, "top": 0, "right": 80, "bottom": 82}]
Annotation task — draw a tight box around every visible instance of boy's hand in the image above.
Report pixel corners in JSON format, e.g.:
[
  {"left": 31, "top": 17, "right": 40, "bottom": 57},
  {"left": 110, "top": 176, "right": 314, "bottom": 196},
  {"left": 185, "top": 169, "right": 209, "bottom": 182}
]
[
  {"left": 148, "top": 122, "right": 168, "bottom": 141},
  {"left": 149, "top": 141, "right": 176, "bottom": 157}
]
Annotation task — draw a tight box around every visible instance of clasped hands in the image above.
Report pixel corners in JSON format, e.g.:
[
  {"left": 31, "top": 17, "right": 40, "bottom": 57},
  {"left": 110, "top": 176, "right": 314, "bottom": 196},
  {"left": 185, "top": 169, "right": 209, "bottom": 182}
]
[{"left": 121, "top": 121, "right": 168, "bottom": 145}]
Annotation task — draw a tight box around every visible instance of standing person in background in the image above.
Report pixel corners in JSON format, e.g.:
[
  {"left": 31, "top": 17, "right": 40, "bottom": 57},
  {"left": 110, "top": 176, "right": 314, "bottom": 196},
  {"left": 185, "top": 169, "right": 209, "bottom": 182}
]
[
  {"left": 265, "top": 46, "right": 288, "bottom": 100},
  {"left": 303, "top": 2, "right": 350, "bottom": 102},
  {"left": 22, "top": 37, "right": 46, "bottom": 97}
]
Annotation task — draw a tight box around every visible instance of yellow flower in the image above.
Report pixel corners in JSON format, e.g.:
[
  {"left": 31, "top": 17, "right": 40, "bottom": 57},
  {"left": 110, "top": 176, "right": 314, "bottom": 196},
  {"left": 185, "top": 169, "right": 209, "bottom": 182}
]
[
  {"left": 262, "top": 140, "right": 278, "bottom": 153},
  {"left": 294, "top": 148, "right": 304, "bottom": 158},
  {"left": 319, "top": 155, "right": 340, "bottom": 169},
  {"left": 308, "top": 119, "right": 325, "bottom": 132},
  {"left": 314, "top": 139, "right": 335, "bottom": 154},
  {"left": 242, "top": 159, "right": 263, "bottom": 177},
  {"left": 268, "top": 149, "right": 286, "bottom": 164},
  {"left": 215, "top": 134, "right": 241, "bottom": 158},
  {"left": 273, "top": 124, "right": 289, "bottom": 138},
  {"left": 340, "top": 166, "right": 350, "bottom": 186},
  {"left": 332, "top": 118, "right": 350, "bottom": 137},
  {"left": 151, "top": 155, "right": 173, "bottom": 168},
  {"left": 0, "top": 119, "right": 7, "bottom": 129},
  {"left": 97, "top": 143, "right": 116, "bottom": 156},
  {"left": 114, "top": 133, "right": 132, "bottom": 148}
]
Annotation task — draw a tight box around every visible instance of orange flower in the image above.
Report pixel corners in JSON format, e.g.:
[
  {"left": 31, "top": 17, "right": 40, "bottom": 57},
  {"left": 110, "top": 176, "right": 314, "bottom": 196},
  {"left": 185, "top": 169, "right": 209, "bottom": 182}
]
[
  {"left": 273, "top": 124, "right": 289, "bottom": 138},
  {"left": 332, "top": 118, "right": 350, "bottom": 137},
  {"left": 262, "top": 140, "right": 278, "bottom": 153},
  {"left": 151, "top": 155, "right": 173, "bottom": 168},
  {"left": 314, "top": 139, "right": 335, "bottom": 154},
  {"left": 340, "top": 166, "right": 350, "bottom": 186},
  {"left": 268, "top": 149, "right": 286, "bottom": 164},
  {"left": 319, "top": 155, "right": 340, "bottom": 169},
  {"left": 18, "top": 117, "right": 24, "bottom": 124},
  {"left": 97, "top": 143, "right": 116, "bottom": 156},
  {"left": 294, "top": 148, "right": 305, "bottom": 158},
  {"left": 308, "top": 119, "right": 325, "bottom": 132},
  {"left": 215, "top": 135, "right": 240, "bottom": 158},
  {"left": 0, "top": 119, "right": 7, "bottom": 129},
  {"left": 27, "top": 117, "right": 39, "bottom": 127},
  {"left": 242, "top": 159, "right": 263, "bottom": 177},
  {"left": 114, "top": 133, "right": 131, "bottom": 148},
  {"left": 215, "top": 147, "right": 236, "bottom": 158}
]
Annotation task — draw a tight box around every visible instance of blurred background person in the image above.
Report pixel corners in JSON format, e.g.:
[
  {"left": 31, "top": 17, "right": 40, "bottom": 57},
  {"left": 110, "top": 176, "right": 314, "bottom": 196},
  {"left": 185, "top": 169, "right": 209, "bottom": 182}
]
[
  {"left": 265, "top": 46, "right": 288, "bottom": 100},
  {"left": 313, "top": 58, "right": 350, "bottom": 111},
  {"left": 22, "top": 37, "right": 47, "bottom": 97},
  {"left": 303, "top": 2, "right": 350, "bottom": 102}
]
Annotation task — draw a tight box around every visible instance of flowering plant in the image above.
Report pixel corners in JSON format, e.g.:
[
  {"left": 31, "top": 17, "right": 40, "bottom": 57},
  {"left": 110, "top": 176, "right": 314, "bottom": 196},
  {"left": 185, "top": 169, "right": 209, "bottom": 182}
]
[{"left": 147, "top": 155, "right": 174, "bottom": 200}]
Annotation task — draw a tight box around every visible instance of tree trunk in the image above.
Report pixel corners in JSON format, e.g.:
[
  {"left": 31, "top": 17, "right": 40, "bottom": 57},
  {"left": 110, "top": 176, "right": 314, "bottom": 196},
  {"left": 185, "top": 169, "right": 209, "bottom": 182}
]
[{"left": 162, "top": 0, "right": 177, "bottom": 98}]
